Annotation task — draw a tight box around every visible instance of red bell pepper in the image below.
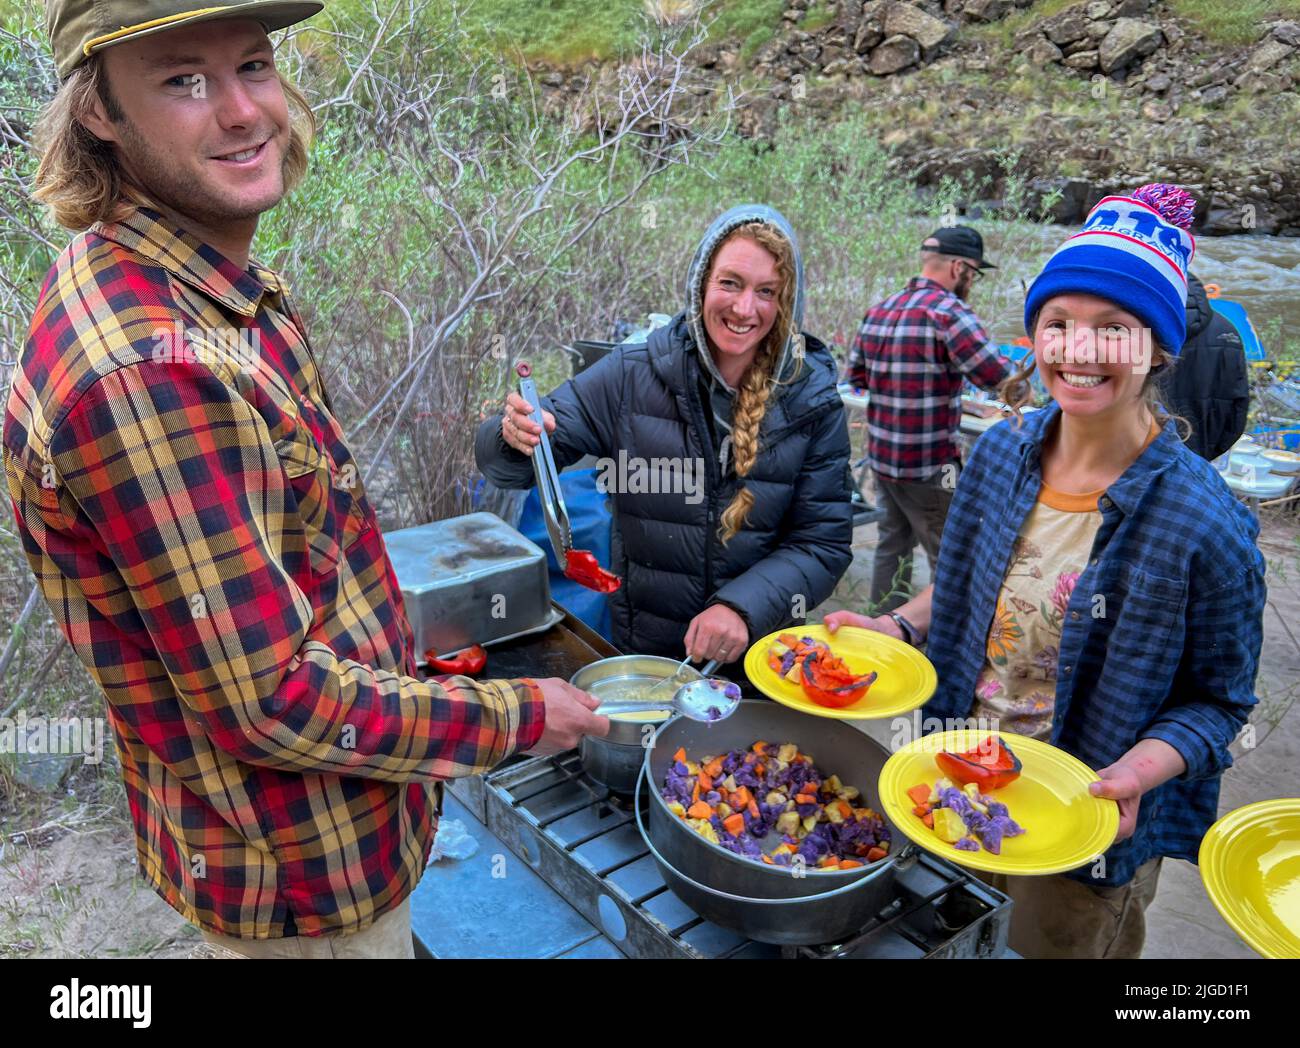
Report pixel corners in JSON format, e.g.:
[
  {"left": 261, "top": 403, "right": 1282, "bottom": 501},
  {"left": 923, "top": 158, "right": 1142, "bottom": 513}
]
[
  {"left": 423, "top": 644, "right": 487, "bottom": 676},
  {"left": 799, "top": 649, "right": 878, "bottom": 709},
  {"left": 564, "top": 549, "right": 621, "bottom": 593},
  {"left": 935, "top": 737, "right": 1023, "bottom": 791}
]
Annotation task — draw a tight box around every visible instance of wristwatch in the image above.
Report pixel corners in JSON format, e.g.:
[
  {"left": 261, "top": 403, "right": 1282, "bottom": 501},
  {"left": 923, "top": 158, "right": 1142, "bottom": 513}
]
[{"left": 888, "top": 611, "right": 920, "bottom": 647}]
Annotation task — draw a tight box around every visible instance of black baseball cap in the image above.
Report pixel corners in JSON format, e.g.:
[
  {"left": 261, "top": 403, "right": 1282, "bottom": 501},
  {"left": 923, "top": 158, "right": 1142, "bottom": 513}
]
[{"left": 921, "top": 225, "right": 997, "bottom": 270}]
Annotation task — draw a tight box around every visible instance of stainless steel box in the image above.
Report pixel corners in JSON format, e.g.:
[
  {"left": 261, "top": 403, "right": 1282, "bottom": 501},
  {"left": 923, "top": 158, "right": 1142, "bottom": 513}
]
[{"left": 385, "top": 512, "right": 553, "bottom": 656}]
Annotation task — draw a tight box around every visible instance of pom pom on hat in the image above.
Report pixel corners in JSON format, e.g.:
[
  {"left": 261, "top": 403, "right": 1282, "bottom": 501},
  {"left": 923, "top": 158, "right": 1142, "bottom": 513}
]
[{"left": 1130, "top": 183, "right": 1197, "bottom": 231}]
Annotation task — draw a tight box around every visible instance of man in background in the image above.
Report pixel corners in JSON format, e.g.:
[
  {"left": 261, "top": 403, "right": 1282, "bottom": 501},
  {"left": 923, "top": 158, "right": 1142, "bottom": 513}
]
[{"left": 846, "top": 225, "right": 1011, "bottom": 612}]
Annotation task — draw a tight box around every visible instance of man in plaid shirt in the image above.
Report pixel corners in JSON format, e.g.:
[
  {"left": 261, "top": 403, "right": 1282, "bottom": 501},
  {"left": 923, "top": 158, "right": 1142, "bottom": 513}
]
[
  {"left": 845, "top": 225, "right": 1011, "bottom": 611},
  {"left": 3, "top": 2, "right": 607, "bottom": 958}
]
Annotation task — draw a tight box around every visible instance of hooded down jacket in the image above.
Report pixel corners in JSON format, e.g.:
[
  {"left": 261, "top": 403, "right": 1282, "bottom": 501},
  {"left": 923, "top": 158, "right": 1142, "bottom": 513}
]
[{"left": 475, "top": 204, "right": 853, "bottom": 661}]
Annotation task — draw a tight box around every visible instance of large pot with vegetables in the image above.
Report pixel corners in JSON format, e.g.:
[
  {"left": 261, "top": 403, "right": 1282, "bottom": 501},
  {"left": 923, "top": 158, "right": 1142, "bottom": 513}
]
[
  {"left": 634, "top": 777, "right": 901, "bottom": 946},
  {"left": 638, "top": 701, "right": 904, "bottom": 941}
]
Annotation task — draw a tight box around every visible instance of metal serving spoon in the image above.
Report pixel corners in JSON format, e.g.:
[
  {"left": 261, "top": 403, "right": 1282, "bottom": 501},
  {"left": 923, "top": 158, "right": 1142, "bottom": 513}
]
[{"left": 595, "top": 665, "right": 742, "bottom": 724}]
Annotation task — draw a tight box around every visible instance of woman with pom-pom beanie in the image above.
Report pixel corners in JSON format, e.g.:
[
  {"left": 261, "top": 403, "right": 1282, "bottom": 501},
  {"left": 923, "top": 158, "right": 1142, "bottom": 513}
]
[{"left": 826, "top": 185, "right": 1266, "bottom": 958}]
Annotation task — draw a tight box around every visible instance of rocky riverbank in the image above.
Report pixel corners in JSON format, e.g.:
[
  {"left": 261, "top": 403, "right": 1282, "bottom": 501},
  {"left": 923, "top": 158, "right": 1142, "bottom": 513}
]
[{"left": 531, "top": 0, "right": 1300, "bottom": 234}]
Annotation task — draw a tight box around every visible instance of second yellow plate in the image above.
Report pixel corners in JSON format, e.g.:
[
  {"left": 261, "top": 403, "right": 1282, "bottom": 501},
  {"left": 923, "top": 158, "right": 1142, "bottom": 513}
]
[
  {"left": 1199, "top": 799, "right": 1300, "bottom": 959},
  {"left": 878, "top": 730, "right": 1119, "bottom": 876},
  {"left": 743, "top": 625, "right": 936, "bottom": 720}
]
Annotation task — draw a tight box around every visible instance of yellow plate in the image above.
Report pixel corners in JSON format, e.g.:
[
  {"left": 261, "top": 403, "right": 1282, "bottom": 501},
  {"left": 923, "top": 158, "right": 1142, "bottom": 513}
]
[
  {"left": 1199, "top": 799, "right": 1300, "bottom": 959},
  {"left": 744, "top": 625, "right": 936, "bottom": 720},
  {"left": 878, "top": 730, "right": 1119, "bottom": 875}
]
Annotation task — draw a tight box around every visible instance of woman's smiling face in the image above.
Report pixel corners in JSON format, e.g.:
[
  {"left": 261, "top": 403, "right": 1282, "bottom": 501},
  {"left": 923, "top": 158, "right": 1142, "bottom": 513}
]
[
  {"left": 702, "top": 235, "right": 781, "bottom": 366},
  {"left": 1033, "top": 293, "right": 1154, "bottom": 420}
]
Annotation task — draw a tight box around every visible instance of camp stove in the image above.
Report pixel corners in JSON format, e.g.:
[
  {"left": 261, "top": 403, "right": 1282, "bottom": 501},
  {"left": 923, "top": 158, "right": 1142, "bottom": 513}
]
[{"left": 452, "top": 751, "right": 1013, "bottom": 959}]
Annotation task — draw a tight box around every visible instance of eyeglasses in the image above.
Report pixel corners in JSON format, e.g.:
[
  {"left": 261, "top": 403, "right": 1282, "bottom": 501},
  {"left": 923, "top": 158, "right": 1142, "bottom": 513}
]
[{"left": 957, "top": 261, "right": 985, "bottom": 281}]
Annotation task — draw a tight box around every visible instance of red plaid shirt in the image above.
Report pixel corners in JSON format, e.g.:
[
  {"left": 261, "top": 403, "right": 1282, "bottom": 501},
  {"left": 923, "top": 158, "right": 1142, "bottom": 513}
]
[
  {"left": 3, "top": 207, "right": 545, "bottom": 938},
  {"left": 846, "top": 277, "right": 1010, "bottom": 481}
]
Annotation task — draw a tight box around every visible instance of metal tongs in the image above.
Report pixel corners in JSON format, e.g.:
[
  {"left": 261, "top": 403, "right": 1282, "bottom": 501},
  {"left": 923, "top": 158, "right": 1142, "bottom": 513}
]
[{"left": 515, "top": 361, "right": 621, "bottom": 594}]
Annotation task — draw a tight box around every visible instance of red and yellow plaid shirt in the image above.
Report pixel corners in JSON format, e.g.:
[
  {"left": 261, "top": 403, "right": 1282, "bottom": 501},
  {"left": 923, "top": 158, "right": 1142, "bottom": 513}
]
[{"left": 2, "top": 207, "right": 545, "bottom": 938}]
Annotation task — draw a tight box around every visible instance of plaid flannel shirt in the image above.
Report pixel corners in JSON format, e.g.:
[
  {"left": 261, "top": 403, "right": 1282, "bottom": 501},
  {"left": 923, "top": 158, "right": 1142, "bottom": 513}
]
[
  {"left": 922, "top": 402, "right": 1265, "bottom": 887},
  {"left": 846, "top": 277, "right": 1010, "bottom": 481},
  {"left": 2, "top": 207, "right": 545, "bottom": 938}
]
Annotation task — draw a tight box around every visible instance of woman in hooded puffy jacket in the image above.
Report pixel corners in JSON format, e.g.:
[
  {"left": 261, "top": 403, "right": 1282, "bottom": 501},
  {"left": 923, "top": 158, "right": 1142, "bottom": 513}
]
[{"left": 475, "top": 205, "right": 853, "bottom": 671}]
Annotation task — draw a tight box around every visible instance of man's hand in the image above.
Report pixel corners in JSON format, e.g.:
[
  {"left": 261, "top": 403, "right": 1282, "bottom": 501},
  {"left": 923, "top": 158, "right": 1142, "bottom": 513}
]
[
  {"left": 824, "top": 610, "right": 903, "bottom": 641},
  {"left": 501, "top": 391, "right": 556, "bottom": 456},
  {"left": 1088, "top": 763, "right": 1144, "bottom": 842},
  {"left": 684, "top": 604, "right": 749, "bottom": 664},
  {"left": 527, "top": 678, "right": 609, "bottom": 755}
]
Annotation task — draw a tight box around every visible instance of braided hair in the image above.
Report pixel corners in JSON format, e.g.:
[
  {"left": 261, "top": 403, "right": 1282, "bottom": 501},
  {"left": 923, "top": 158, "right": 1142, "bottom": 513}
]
[{"left": 711, "top": 222, "right": 797, "bottom": 544}]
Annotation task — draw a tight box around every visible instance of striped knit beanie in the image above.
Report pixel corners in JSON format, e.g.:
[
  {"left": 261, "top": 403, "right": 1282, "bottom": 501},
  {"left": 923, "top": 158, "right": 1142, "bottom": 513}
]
[{"left": 1024, "top": 183, "right": 1197, "bottom": 356}]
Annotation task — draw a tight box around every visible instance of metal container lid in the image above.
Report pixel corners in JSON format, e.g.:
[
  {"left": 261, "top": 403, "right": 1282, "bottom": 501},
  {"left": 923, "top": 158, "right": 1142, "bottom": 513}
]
[
  {"left": 386, "top": 512, "right": 553, "bottom": 653},
  {"left": 386, "top": 512, "right": 547, "bottom": 591}
]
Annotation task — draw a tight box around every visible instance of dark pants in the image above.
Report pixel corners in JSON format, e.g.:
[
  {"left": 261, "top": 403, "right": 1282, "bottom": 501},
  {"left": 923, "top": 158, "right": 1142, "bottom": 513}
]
[{"left": 869, "top": 467, "right": 957, "bottom": 612}]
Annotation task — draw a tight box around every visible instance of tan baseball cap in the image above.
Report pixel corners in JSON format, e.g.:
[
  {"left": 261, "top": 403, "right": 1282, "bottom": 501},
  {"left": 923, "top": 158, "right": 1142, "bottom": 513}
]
[{"left": 45, "top": 1, "right": 324, "bottom": 79}]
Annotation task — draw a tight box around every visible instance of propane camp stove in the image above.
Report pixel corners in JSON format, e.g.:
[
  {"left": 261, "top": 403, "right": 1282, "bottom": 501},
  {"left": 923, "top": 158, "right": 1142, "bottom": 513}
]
[{"left": 452, "top": 751, "right": 1013, "bottom": 959}]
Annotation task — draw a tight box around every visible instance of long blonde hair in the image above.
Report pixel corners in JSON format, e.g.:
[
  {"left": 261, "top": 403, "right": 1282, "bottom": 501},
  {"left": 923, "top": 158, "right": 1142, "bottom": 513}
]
[
  {"left": 31, "top": 54, "right": 315, "bottom": 231},
  {"left": 713, "top": 221, "right": 798, "bottom": 544}
]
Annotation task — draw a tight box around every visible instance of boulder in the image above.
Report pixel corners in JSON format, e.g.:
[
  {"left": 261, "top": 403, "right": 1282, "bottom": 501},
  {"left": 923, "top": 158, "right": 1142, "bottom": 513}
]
[
  {"left": 1027, "top": 36, "right": 1064, "bottom": 66},
  {"left": 1114, "top": 0, "right": 1152, "bottom": 14},
  {"left": 1273, "top": 21, "right": 1300, "bottom": 47},
  {"left": 1245, "top": 37, "right": 1295, "bottom": 73},
  {"left": 1085, "top": 1, "right": 1113, "bottom": 18},
  {"left": 855, "top": 1, "right": 888, "bottom": 50},
  {"left": 869, "top": 34, "right": 921, "bottom": 74},
  {"left": 1145, "top": 72, "right": 1171, "bottom": 92},
  {"left": 1025, "top": 176, "right": 1095, "bottom": 223},
  {"left": 883, "top": 2, "right": 956, "bottom": 53},
  {"left": 963, "top": 0, "right": 1014, "bottom": 21},
  {"left": 1044, "top": 12, "right": 1089, "bottom": 46},
  {"left": 1140, "top": 99, "right": 1172, "bottom": 121},
  {"left": 1098, "top": 18, "right": 1163, "bottom": 73},
  {"left": 1064, "top": 49, "right": 1100, "bottom": 69}
]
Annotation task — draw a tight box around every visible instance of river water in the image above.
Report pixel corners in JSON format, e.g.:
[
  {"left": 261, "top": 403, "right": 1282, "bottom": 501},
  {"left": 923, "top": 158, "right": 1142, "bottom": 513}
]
[{"left": 967, "top": 223, "right": 1300, "bottom": 353}]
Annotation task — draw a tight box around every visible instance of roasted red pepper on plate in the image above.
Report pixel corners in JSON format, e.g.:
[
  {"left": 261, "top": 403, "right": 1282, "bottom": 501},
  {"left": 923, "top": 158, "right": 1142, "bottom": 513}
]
[
  {"left": 935, "top": 737, "right": 1023, "bottom": 790},
  {"left": 799, "top": 649, "right": 878, "bottom": 709},
  {"left": 423, "top": 645, "right": 488, "bottom": 676}
]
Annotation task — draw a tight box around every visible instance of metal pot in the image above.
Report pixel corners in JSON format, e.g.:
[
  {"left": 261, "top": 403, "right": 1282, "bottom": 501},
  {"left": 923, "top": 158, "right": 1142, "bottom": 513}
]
[
  {"left": 643, "top": 700, "right": 900, "bottom": 901},
  {"left": 570, "top": 655, "right": 695, "bottom": 793},
  {"left": 634, "top": 765, "right": 908, "bottom": 945}
]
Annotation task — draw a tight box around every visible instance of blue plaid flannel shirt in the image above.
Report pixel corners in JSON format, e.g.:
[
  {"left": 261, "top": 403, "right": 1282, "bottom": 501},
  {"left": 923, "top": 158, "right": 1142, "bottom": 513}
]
[{"left": 922, "top": 402, "right": 1265, "bottom": 887}]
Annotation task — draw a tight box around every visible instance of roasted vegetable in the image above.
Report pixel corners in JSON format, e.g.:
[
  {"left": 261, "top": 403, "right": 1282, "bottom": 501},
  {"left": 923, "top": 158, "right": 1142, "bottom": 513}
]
[
  {"left": 799, "top": 649, "right": 879, "bottom": 709},
  {"left": 662, "top": 739, "right": 892, "bottom": 869},
  {"left": 907, "top": 776, "right": 1026, "bottom": 855},
  {"left": 423, "top": 645, "right": 487, "bottom": 676},
  {"left": 935, "top": 737, "right": 1023, "bottom": 791},
  {"left": 932, "top": 807, "right": 967, "bottom": 843}
]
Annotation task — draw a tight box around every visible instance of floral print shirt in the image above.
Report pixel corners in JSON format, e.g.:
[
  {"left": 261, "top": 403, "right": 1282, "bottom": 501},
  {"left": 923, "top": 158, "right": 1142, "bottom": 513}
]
[
  {"left": 972, "top": 424, "right": 1161, "bottom": 739},
  {"left": 971, "top": 489, "right": 1102, "bottom": 739}
]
